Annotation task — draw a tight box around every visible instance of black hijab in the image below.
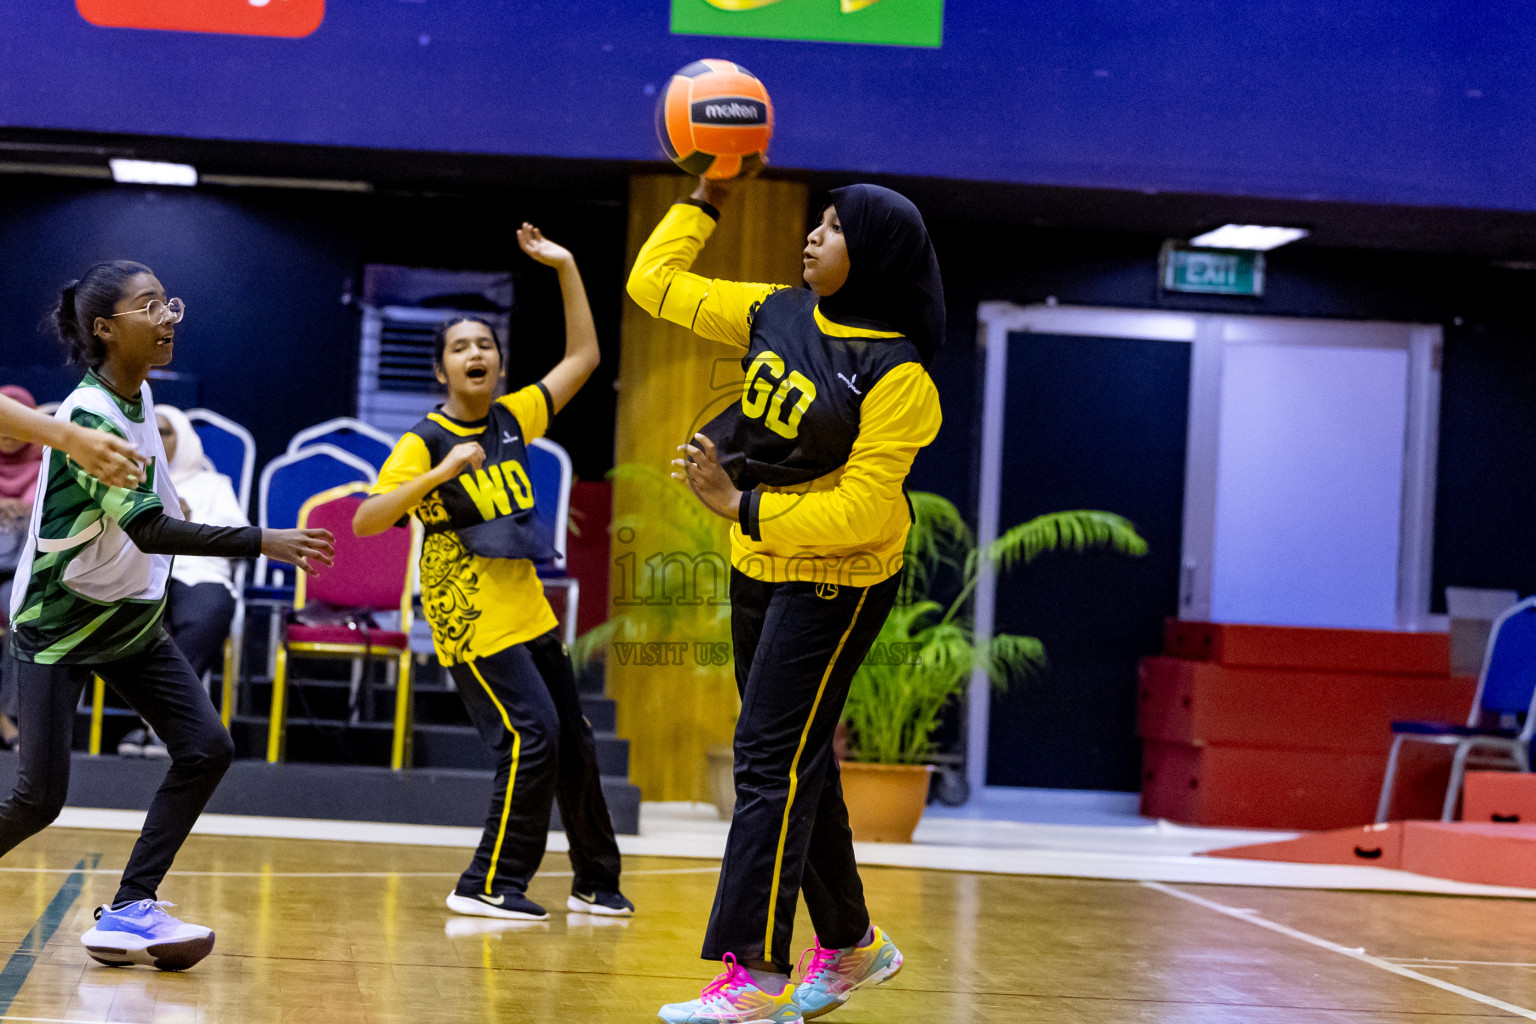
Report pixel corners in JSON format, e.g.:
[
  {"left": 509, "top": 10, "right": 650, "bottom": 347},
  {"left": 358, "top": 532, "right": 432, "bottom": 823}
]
[{"left": 816, "top": 184, "right": 945, "bottom": 366}]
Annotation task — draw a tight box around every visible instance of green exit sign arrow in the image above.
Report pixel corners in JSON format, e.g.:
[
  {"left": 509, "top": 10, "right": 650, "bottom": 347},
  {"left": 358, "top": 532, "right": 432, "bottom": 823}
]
[{"left": 1160, "top": 243, "right": 1266, "bottom": 297}]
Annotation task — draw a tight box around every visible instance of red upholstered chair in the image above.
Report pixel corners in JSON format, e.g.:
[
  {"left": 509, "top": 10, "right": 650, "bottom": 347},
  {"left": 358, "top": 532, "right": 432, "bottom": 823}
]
[{"left": 266, "top": 482, "right": 419, "bottom": 770}]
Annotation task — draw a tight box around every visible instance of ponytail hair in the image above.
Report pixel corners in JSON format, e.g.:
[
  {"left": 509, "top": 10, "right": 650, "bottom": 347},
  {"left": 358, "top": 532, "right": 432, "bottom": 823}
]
[{"left": 50, "top": 259, "right": 154, "bottom": 367}]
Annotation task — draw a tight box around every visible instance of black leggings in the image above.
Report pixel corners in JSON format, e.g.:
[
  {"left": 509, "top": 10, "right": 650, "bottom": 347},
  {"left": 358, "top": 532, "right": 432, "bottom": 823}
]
[
  {"left": 703, "top": 569, "right": 903, "bottom": 973},
  {"left": 0, "top": 633, "right": 234, "bottom": 904}
]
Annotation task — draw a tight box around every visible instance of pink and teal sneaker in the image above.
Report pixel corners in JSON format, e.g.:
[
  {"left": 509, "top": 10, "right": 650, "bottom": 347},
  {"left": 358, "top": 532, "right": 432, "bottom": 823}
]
[
  {"left": 658, "top": 953, "right": 805, "bottom": 1024},
  {"left": 792, "top": 926, "right": 903, "bottom": 1019}
]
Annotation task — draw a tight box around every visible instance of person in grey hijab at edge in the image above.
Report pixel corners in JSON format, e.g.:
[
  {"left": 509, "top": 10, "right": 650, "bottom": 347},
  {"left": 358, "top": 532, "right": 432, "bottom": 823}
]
[{"left": 628, "top": 172, "right": 944, "bottom": 1024}]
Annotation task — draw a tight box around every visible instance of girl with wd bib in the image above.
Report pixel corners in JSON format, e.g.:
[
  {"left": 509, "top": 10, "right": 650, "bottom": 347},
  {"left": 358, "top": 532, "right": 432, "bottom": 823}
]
[{"left": 354, "top": 224, "right": 630, "bottom": 921}]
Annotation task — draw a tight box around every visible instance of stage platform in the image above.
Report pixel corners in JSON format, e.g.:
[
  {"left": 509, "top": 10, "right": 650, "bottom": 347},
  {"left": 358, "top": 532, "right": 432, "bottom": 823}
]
[{"left": 0, "top": 752, "right": 641, "bottom": 835}]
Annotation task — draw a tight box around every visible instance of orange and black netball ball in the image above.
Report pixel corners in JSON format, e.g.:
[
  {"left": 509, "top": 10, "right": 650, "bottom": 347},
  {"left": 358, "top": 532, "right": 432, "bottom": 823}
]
[{"left": 656, "top": 59, "right": 774, "bottom": 180}]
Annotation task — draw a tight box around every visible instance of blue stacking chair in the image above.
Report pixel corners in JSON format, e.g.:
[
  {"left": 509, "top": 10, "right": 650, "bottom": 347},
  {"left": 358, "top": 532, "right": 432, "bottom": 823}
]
[
  {"left": 1376, "top": 596, "right": 1536, "bottom": 822},
  {"left": 288, "top": 417, "right": 396, "bottom": 472},
  {"left": 185, "top": 408, "right": 256, "bottom": 512},
  {"left": 526, "top": 437, "right": 579, "bottom": 645}
]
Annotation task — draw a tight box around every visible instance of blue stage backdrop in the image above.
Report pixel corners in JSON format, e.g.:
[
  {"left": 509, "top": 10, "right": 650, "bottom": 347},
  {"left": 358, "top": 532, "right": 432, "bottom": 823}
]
[{"left": 0, "top": 2, "right": 1531, "bottom": 212}]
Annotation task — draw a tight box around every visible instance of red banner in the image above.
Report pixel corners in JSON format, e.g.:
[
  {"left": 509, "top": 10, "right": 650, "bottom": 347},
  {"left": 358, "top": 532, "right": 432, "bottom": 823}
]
[{"left": 76, "top": 0, "right": 324, "bottom": 38}]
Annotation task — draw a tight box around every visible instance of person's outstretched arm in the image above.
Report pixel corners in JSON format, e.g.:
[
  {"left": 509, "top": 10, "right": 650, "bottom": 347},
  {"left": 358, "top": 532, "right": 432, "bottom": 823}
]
[
  {"left": 0, "top": 391, "right": 144, "bottom": 489},
  {"left": 45, "top": 415, "right": 332, "bottom": 576},
  {"left": 625, "top": 175, "right": 783, "bottom": 349},
  {"left": 122, "top": 513, "right": 334, "bottom": 576},
  {"left": 517, "top": 224, "right": 601, "bottom": 416}
]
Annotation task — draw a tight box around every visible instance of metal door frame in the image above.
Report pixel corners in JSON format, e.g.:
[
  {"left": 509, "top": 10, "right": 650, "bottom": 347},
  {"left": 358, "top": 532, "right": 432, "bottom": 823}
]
[{"left": 966, "top": 301, "right": 1442, "bottom": 798}]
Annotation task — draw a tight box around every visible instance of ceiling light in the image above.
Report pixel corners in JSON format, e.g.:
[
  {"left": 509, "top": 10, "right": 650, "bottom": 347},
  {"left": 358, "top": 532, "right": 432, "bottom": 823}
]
[
  {"left": 109, "top": 159, "right": 198, "bottom": 186},
  {"left": 1189, "top": 224, "right": 1309, "bottom": 251}
]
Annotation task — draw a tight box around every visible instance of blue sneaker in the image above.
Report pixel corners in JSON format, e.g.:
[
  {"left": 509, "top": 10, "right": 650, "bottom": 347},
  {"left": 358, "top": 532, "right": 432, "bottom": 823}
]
[
  {"left": 81, "top": 900, "right": 215, "bottom": 971},
  {"left": 793, "top": 926, "right": 903, "bottom": 1019}
]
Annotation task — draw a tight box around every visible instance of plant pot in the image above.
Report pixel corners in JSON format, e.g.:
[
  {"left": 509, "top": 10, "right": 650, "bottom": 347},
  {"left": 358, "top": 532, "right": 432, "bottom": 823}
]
[
  {"left": 705, "top": 745, "right": 736, "bottom": 821},
  {"left": 840, "top": 762, "right": 933, "bottom": 843}
]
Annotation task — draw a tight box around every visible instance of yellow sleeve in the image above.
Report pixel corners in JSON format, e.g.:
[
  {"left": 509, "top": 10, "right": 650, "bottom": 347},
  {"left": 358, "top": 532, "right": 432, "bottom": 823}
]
[
  {"left": 497, "top": 383, "right": 553, "bottom": 442},
  {"left": 625, "top": 201, "right": 783, "bottom": 350},
  {"left": 746, "top": 363, "right": 942, "bottom": 549},
  {"left": 370, "top": 432, "right": 432, "bottom": 499}
]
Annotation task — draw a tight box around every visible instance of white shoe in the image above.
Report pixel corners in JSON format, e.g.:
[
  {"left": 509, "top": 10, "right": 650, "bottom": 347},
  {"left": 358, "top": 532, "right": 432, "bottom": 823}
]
[
  {"left": 445, "top": 890, "right": 548, "bottom": 920},
  {"left": 116, "top": 729, "right": 147, "bottom": 757},
  {"left": 142, "top": 729, "right": 169, "bottom": 758}
]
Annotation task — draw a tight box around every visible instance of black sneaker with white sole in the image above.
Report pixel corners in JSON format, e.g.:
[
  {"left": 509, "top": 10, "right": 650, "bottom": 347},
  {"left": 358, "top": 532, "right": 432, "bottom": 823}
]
[
  {"left": 116, "top": 728, "right": 148, "bottom": 757},
  {"left": 566, "top": 889, "right": 635, "bottom": 917},
  {"left": 445, "top": 890, "right": 548, "bottom": 921}
]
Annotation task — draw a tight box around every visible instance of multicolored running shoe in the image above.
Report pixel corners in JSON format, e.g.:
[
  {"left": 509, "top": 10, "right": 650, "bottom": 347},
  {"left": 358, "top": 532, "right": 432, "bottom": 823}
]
[
  {"left": 658, "top": 953, "right": 805, "bottom": 1024},
  {"left": 792, "top": 926, "right": 904, "bottom": 1019},
  {"left": 80, "top": 900, "right": 215, "bottom": 971}
]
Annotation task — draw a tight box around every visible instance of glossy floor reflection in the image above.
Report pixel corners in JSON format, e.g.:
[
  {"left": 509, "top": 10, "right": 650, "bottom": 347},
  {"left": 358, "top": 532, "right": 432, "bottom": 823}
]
[{"left": 3, "top": 827, "right": 1536, "bottom": 1022}]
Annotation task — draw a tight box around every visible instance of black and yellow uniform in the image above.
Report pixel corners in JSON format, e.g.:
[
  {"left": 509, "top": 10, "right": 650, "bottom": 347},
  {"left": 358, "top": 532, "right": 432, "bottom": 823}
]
[
  {"left": 371, "top": 385, "right": 620, "bottom": 901},
  {"left": 627, "top": 185, "right": 944, "bottom": 972}
]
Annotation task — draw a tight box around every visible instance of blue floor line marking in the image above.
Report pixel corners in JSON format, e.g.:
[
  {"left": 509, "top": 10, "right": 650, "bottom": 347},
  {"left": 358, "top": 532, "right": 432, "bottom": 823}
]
[{"left": 0, "top": 853, "right": 99, "bottom": 1017}]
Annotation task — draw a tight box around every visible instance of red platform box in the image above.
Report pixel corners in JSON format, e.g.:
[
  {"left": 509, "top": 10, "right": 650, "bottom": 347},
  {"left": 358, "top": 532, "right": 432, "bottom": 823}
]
[
  {"left": 1202, "top": 821, "right": 1536, "bottom": 891},
  {"left": 1141, "top": 740, "right": 1451, "bottom": 830},
  {"left": 1202, "top": 823, "right": 1405, "bottom": 868},
  {"left": 1400, "top": 821, "right": 1536, "bottom": 889},
  {"left": 1138, "top": 658, "right": 1476, "bottom": 753},
  {"left": 1163, "top": 620, "right": 1449, "bottom": 676},
  {"left": 1462, "top": 771, "right": 1536, "bottom": 824}
]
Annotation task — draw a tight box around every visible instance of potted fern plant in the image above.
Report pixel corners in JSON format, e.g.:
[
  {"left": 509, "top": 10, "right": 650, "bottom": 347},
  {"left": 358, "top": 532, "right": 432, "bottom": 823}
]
[{"left": 839, "top": 492, "right": 1146, "bottom": 842}]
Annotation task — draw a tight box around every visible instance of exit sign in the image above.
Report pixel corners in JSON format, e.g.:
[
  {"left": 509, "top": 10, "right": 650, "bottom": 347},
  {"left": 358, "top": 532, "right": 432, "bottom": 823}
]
[{"left": 1160, "top": 243, "right": 1266, "bottom": 297}]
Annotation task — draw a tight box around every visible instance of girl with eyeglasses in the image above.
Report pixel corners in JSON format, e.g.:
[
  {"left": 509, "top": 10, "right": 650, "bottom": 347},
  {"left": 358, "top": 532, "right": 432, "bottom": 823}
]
[{"left": 0, "top": 259, "right": 334, "bottom": 971}]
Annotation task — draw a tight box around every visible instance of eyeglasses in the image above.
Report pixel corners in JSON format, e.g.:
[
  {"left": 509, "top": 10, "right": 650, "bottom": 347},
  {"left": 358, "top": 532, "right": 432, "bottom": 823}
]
[{"left": 110, "top": 297, "right": 185, "bottom": 326}]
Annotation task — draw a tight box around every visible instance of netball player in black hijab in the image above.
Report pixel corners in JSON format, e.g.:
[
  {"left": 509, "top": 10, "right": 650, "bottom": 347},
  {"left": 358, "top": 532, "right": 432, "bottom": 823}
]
[{"left": 630, "top": 176, "right": 943, "bottom": 1024}]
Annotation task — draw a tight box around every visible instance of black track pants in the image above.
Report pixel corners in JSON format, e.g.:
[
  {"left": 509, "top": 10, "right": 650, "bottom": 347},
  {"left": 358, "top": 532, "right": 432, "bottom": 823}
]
[
  {"left": 448, "top": 630, "right": 621, "bottom": 898},
  {"left": 703, "top": 569, "right": 902, "bottom": 973}
]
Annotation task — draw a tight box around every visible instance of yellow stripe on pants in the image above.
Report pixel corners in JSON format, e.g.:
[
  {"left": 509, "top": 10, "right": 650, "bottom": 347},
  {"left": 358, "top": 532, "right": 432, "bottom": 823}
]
[
  {"left": 762, "top": 590, "right": 869, "bottom": 956},
  {"left": 468, "top": 660, "right": 521, "bottom": 895}
]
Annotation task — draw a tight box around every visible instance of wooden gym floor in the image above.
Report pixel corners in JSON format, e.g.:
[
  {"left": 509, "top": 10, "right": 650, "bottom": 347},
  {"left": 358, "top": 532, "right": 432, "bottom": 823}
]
[{"left": 3, "top": 827, "right": 1536, "bottom": 1022}]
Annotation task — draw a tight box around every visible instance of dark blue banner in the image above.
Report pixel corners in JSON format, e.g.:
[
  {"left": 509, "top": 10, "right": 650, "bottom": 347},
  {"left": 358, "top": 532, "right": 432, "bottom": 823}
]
[{"left": 0, "top": 2, "right": 1529, "bottom": 211}]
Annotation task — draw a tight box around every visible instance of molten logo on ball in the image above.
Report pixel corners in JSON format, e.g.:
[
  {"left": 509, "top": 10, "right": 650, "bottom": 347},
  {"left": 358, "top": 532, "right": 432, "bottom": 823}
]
[
  {"left": 76, "top": 0, "right": 325, "bottom": 38},
  {"left": 695, "top": 101, "right": 768, "bottom": 125}
]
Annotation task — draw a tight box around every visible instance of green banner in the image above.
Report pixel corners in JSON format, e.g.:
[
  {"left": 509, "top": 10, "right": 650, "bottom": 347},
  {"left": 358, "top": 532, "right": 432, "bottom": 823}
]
[{"left": 670, "top": 0, "right": 943, "bottom": 48}]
